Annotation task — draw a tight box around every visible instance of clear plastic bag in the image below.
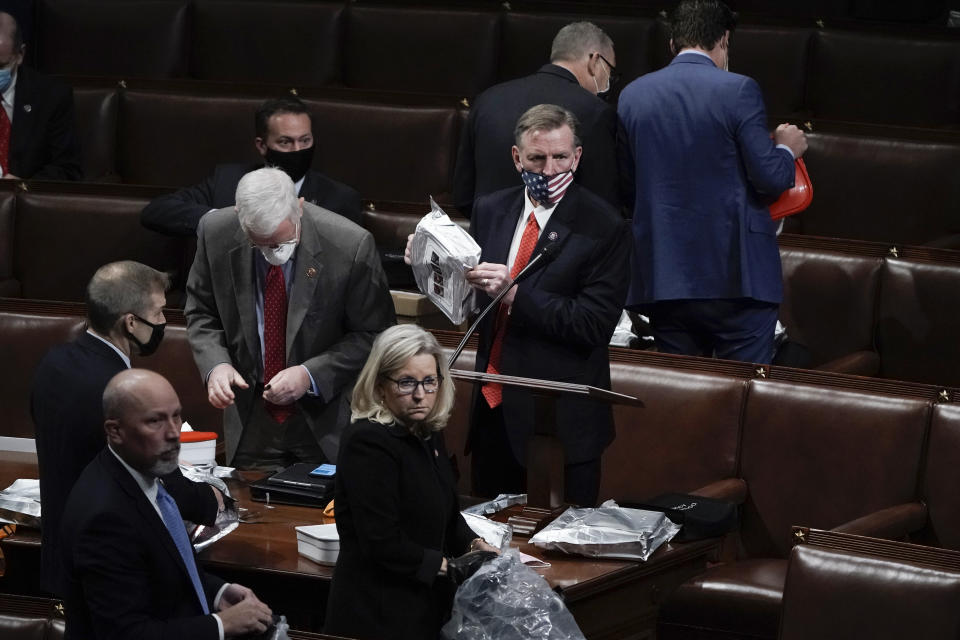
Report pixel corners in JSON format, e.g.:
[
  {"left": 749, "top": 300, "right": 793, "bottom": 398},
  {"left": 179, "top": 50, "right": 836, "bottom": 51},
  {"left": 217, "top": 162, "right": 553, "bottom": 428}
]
[
  {"left": 180, "top": 464, "right": 239, "bottom": 551},
  {"left": 441, "top": 550, "right": 585, "bottom": 640}
]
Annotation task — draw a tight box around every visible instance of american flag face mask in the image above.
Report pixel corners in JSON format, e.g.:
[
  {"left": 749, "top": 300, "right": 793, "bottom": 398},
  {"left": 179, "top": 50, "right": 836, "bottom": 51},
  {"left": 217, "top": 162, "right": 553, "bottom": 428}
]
[{"left": 521, "top": 169, "right": 574, "bottom": 207}]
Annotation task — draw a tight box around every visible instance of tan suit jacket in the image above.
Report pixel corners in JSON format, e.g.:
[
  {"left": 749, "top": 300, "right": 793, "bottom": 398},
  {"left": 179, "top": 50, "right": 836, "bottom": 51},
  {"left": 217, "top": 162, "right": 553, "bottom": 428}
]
[{"left": 185, "top": 203, "right": 395, "bottom": 462}]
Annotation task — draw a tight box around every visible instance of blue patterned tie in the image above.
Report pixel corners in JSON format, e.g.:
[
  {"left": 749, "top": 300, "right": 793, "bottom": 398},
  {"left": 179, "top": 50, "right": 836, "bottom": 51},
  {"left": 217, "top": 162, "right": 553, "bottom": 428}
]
[{"left": 156, "top": 483, "right": 210, "bottom": 615}]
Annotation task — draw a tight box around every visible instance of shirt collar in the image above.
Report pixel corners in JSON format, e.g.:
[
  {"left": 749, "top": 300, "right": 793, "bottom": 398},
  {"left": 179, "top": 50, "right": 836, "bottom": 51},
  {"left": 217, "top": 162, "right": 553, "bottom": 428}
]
[
  {"left": 86, "top": 329, "right": 132, "bottom": 368},
  {"left": 108, "top": 444, "right": 159, "bottom": 501},
  {"left": 294, "top": 174, "right": 306, "bottom": 194},
  {"left": 524, "top": 187, "right": 566, "bottom": 228},
  {"left": 677, "top": 49, "right": 715, "bottom": 64}
]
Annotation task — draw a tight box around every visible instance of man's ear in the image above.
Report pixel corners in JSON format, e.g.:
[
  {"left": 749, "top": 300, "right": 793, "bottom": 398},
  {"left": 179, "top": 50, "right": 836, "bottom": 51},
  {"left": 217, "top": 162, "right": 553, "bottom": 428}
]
[
  {"left": 511, "top": 146, "right": 522, "bottom": 172},
  {"left": 254, "top": 137, "right": 267, "bottom": 156},
  {"left": 669, "top": 38, "right": 676, "bottom": 56},
  {"left": 104, "top": 419, "right": 123, "bottom": 446}
]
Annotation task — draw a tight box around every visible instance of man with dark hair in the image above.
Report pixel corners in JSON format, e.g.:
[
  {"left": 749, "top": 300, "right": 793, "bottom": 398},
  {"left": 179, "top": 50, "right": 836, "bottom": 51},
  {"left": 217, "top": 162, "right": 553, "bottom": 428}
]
[
  {"left": 0, "top": 10, "right": 81, "bottom": 180},
  {"left": 32, "top": 261, "right": 221, "bottom": 597},
  {"left": 141, "top": 96, "right": 361, "bottom": 236},
  {"left": 618, "top": 0, "right": 807, "bottom": 364},
  {"left": 461, "top": 104, "right": 630, "bottom": 506},
  {"left": 453, "top": 22, "right": 630, "bottom": 218},
  {"left": 61, "top": 369, "right": 273, "bottom": 639}
]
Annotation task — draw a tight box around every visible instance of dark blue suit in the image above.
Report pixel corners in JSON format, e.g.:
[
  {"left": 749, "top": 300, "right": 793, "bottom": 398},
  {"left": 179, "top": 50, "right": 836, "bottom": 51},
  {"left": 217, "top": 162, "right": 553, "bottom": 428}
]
[{"left": 618, "top": 52, "right": 794, "bottom": 362}]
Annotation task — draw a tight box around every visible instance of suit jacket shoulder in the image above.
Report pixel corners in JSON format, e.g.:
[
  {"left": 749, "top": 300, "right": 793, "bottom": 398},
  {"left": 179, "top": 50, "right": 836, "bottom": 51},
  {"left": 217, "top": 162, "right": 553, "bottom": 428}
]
[{"left": 9, "top": 66, "right": 82, "bottom": 180}]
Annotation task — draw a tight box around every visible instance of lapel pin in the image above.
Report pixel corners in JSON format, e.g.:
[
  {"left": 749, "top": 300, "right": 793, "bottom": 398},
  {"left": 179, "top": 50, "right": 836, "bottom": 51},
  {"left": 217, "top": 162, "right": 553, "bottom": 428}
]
[
  {"left": 23, "top": 104, "right": 32, "bottom": 113},
  {"left": 548, "top": 231, "right": 558, "bottom": 241},
  {"left": 306, "top": 267, "right": 318, "bottom": 278}
]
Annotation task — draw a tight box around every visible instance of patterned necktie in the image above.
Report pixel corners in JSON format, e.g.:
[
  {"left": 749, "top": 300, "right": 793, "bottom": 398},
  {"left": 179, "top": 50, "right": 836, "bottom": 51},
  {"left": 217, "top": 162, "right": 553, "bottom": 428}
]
[
  {"left": 0, "top": 106, "right": 10, "bottom": 175},
  {"left": 482, "top": 213, "right": 540, "bottom": 408},
  {"left": 263, "top": 265, "right": 294, "bottom": 423},
  {"left": 156, "top": 484, "right": 210, "bottom": 615}
]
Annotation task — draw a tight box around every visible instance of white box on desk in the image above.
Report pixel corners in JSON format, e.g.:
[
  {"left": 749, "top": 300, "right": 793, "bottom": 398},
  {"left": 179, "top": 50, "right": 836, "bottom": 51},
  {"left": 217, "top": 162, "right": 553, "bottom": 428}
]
[{"left": 296, "top": 523, "right": 340, "bottom": 566}]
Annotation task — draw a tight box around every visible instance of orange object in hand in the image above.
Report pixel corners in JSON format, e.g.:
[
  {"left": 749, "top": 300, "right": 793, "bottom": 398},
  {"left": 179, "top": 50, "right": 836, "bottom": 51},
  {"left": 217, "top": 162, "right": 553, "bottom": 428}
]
[{"left": 770, "top": 158, "right": 812, "bottom": 220}]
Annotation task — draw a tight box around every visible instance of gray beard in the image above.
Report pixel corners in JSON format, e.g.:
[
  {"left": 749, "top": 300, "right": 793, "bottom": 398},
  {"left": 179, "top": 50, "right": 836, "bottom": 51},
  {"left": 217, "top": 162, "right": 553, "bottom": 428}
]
[{"left": 150, "top": 457, "right": 180, "bottom": 477}]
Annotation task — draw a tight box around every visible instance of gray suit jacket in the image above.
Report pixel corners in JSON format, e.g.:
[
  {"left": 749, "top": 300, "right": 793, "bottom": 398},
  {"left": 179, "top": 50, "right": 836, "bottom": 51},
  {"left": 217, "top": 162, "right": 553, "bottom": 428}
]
[{"left": 185, "top": 203, "right": 396, "bottom": 463}]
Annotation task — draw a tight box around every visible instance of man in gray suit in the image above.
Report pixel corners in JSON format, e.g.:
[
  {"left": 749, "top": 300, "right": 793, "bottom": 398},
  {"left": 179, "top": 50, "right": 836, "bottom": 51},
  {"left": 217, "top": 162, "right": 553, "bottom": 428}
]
[{"left": 185, "top": 168, "right": 395, "bottom": 469}]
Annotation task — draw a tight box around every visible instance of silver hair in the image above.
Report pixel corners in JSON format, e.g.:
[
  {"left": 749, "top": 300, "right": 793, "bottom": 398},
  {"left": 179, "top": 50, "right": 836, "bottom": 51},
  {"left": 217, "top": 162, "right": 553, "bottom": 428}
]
[
  {"left": 235, "top": 167, "right": 299, "bottom": 236},
  {"left": 351, "top": 324, "right": 455, "bottom": 433},
  {"left": 550, "top": 22, "right": 614, "bottom": 63}
]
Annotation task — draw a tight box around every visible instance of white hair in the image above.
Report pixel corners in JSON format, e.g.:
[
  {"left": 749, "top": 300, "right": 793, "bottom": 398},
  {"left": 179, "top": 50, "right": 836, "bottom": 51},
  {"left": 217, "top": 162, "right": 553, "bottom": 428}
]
[{"left": 235, "top": 167, "right": 299, "bottom": 236}]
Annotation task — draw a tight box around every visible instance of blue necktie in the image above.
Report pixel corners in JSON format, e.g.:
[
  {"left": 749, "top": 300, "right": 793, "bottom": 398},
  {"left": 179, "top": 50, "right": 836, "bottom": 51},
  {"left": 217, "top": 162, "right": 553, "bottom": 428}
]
[{"left": 156, "top": 483, "right": 210, "bottom": 615}]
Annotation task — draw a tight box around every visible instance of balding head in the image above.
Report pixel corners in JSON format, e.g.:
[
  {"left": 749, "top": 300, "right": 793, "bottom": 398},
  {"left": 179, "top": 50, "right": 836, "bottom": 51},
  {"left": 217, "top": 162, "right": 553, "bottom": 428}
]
[{"left": 103, "top": 369, "right": 182, "bottom": 477}]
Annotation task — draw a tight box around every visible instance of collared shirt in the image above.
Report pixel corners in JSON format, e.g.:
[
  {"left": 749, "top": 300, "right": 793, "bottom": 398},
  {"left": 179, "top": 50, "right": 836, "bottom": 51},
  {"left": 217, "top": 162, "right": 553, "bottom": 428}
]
[
  {"left": 86, "top": 330, "right": 131, "bottom": 368},
  {"left": 107, "top": 445, "right": 228, "bottom": 639},
  {"left": 506, "top": 189, "right": 565, "bottom": 271},
  {"left": 676, "top": 49, "right": 795, "bottom": 160},
  {"left": 1, "top": 68, "right": 15, "bottom": 124}
]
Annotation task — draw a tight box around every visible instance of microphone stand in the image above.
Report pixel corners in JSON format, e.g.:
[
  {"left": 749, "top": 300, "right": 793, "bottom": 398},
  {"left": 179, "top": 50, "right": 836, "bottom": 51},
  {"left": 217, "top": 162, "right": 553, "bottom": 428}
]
[{"left": 447, "top": 247, "right": 554, "bottom": 368}]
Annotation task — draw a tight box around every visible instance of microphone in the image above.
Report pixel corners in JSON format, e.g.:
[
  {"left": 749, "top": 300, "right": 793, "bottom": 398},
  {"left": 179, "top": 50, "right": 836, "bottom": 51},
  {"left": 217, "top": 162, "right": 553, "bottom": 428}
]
[{"left": 448, "top": 242, "right": 559, "bottom": 368}]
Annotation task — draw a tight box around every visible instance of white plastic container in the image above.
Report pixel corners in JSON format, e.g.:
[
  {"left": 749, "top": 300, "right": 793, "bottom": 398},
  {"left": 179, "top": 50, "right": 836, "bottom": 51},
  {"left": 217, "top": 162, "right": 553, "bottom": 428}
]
[
  {"left": 179, "top": 431, "right": 217, "bottom": 467},
  {"left": 296, "top": 523, "right": 340, "bottom": 566}
]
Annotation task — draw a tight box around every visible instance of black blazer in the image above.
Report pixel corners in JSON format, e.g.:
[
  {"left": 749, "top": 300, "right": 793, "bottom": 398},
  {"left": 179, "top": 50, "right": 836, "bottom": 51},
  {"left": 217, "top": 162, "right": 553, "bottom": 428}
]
[
  {"left": 8, "top": 66, "right": 82, "bottom": 180},
  {"left": 452, "top": 64, "right": 631, "bottom": 217},
  {"left": 468, "top": 184, "right": 631, "bottom": 463},
  {"left": 140, "top": 163, "right": 363, "bottom": 237},
  {"left": 61, "top": 448, "right": 224, "bottom": 640},
  {"left": 31, "top": 332, "right": 218, "bottom": 596},
  {"left": 324, "top": 419, "right": 476, "bottom": 640}
]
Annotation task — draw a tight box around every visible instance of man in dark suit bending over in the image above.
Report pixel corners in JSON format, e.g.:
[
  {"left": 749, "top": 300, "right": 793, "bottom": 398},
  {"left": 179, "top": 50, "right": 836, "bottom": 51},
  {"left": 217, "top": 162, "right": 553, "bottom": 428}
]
[
  {"left": 61, "top": 369, "right": 273, "bottom": 639},
  {"left": 0, "top": 10, "right": 81, "bottom": 180},
  {"left": 32, "top": 261, "right": 221, "bottom": 597},
  {"left": 141, "top": 96, "right": 362, "bottom": 236}
]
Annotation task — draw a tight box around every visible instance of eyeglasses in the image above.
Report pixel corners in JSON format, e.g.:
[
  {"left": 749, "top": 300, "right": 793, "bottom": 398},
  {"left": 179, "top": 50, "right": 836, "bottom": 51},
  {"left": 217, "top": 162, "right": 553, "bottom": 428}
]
[
  {"left": 596, "top": 53, "right": 621, "bottom": 88},
  {"left": 383, "top": 375, "right": 443, "bottom": 395},
  {"left": 248, "top": 219, "right": 300, "bottom": 250}
]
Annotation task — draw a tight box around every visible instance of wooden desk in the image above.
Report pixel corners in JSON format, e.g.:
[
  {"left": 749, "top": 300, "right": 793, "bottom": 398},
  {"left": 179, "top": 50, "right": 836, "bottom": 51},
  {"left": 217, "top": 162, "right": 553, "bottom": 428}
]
[{"left": 0, "top": 456, "right": 718, "bottom": 638}]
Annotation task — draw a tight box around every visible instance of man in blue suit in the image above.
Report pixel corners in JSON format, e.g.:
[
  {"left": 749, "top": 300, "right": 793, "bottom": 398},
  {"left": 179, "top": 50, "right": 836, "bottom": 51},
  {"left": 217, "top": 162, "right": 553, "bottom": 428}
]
[{"left": 618, "top": 0, "right": 807, "bottom": 364}]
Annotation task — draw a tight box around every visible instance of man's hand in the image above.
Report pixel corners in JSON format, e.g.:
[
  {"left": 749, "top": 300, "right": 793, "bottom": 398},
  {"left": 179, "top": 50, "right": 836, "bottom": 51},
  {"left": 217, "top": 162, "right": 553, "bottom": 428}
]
[
  {"left": 774, "top": 123, "right": 808, "bottom": 159},
  {"left": 404, "top": 233, "right": 414, "bottom": 265},
  {"left": 0, "top": 173, "right": 20, "bottom": 180},
  {"left": 207, "top": 364, "right": 249, "bottom": 409},
  {"left": 218, "top": 588, "right": 273, "bottom": 637},
  {"left": 465, "top": 262, "right": 517, "bottom": 306},
  {"left": 263, "top": 366, "right": 310, "bottom": 405},
  {"left": 210, "top": 486, "right": 225, "bottom": 512},
  {"left": 218, "top": 583, "right": 261, "bottom": 609}
]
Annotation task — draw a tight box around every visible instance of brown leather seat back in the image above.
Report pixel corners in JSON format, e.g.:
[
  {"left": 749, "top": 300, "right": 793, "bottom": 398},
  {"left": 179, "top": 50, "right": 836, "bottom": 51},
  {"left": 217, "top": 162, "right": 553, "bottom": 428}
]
[
  {"left": 778, "top": 246, "right": 881, "bottom": 366},
  {"left": 118, "top": 90, "right": 260, "bottom": 186},
  {"left": 730, "top": 26, "right": 812, "bottom": 118},
  {"left": 738, "top": 381, "right": 928, "bottom": 558},
  {"left": 13, "top": 192, "right": 185, "bottom": 302},
  {"left": 601, "top": 364, "right": 746, "bottom": 503},
  {"left": 0, "top": 189, "right": 16, "bottom": 296},
  {"left": 0, "top": 311, "right": 85, "bottom": 439},
  {"left": 922, "top": 403, "right": 960, "bottom": 551},
  {"left": 779, "top": 544, "right": 960, "bottom": 640},
  {"left": 794, "top": 130, "right": 960, "bottom": 246},
  {"left": 0, "top": 615, "right": 46, "bottom": 640},
  {"left": 36, "top": 0, "right": 190, "bottom": 77},
  {"left": 73, "top": 86, "right": 119, "bottom": 182},
  {"left": 807, "top": 31, "right": 960, "bottom": 127},
  {"left": 344, "top": 6, "right": 499, "bottom": 96},
  {"left": 877, "top": 258, "right": 960, "bottom": 386},
  {"left": 192, "top": 1, "right": 345, "bottom": 85}
]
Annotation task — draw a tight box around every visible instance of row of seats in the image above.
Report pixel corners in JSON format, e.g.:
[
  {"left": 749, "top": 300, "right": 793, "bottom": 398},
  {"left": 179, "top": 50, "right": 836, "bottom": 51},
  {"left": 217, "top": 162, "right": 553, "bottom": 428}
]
[
  {"left": 27, "top": 1, "right": 960, "bottom": 129},
  {"left": 3, "top": 181, "right": 959, "bottom": 386},
  {"left": 2, "top": 300, "right": 958, "bottom": 639},
  {"left": 59, "top": 81, "right": 960, "bottom": 247}
]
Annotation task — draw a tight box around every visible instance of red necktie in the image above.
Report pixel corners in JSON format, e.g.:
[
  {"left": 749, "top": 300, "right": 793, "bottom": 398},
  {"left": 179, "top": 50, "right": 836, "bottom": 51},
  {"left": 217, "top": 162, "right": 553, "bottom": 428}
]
[
  {"left": 264, "top": 265, "right": 294, "bottom": 423},
  {"left": 0, "top": 106, "right": 10, "bottom": 176},
  {"left": 482, "top": 213, "right": 540, "bottom": 408}
]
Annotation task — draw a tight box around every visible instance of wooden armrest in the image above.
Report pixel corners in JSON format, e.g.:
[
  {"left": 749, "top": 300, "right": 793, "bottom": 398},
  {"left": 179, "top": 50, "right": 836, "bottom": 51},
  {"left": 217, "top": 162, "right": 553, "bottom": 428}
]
[
  {"left": 817, "top": 350, "right": 880, "bottom": 376},
  {"left": 831, "top": 502, "right": 927, "bottom": 539},
  {"left": 690, "top": 478, "right": 747, "bottom": 504}
]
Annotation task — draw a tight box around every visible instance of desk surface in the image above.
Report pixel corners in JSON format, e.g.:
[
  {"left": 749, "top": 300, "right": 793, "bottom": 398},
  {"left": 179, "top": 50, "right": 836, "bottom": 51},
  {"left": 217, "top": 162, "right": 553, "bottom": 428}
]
[{"left": 1, "top": 451, "right": 715, "bottom": 597}]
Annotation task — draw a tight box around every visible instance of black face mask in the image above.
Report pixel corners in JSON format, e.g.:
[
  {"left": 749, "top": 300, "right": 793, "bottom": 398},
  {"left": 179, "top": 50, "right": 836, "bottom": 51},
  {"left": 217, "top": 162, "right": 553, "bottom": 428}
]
[
  {"left": 128, "top": 314, "right": 166, "bottom": 357},
  {"left": 264, "top": 146, "right": 315, "bottom": 183}
]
